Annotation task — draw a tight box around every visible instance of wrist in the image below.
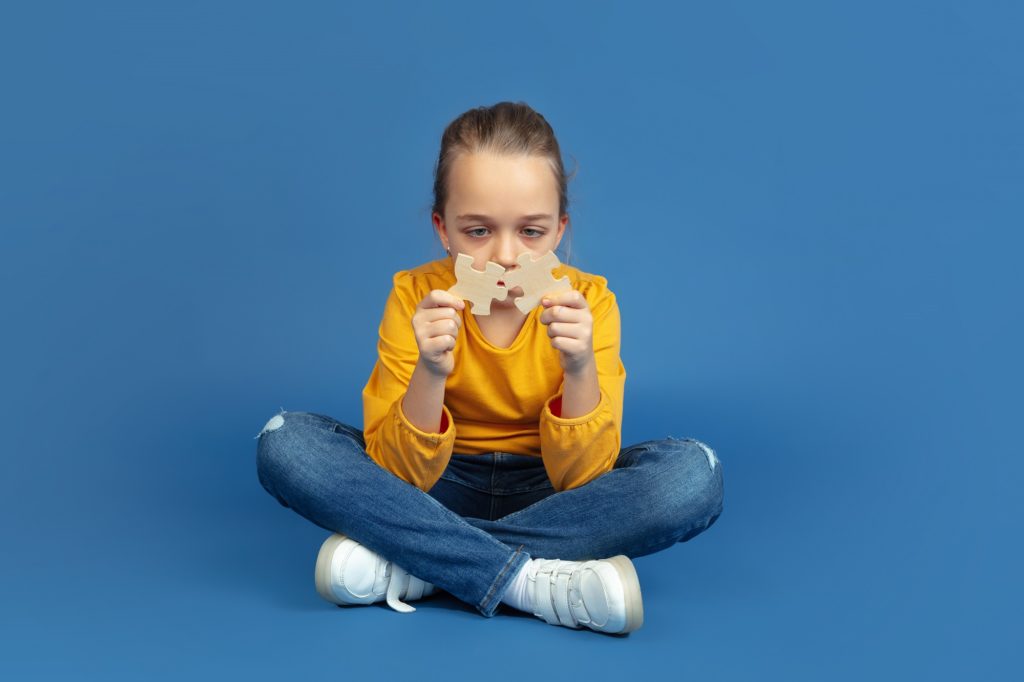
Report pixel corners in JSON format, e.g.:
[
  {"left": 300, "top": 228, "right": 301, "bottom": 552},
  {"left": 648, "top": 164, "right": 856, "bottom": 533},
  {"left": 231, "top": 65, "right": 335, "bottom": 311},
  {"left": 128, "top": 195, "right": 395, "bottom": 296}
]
[
  {"left": 563, "top": 355, "right": 596, "bottom": 378},
  {"left": 416, "top": 357, "right": 451, "bottom": 380}
]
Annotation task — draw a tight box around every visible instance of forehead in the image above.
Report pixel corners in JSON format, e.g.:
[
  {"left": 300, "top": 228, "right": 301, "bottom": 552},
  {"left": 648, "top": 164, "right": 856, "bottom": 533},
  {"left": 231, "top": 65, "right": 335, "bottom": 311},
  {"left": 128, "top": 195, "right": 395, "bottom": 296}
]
[{"left": 447, "top": 151, "right": 558, "bottom": 212}]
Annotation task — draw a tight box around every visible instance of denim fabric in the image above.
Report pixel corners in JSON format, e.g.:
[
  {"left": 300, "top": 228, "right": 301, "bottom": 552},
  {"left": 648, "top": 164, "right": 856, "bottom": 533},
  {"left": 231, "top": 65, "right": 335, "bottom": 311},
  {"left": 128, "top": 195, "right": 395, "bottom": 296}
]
[{"left": 255, "top": 410, "right": 724, "bottom": 617}]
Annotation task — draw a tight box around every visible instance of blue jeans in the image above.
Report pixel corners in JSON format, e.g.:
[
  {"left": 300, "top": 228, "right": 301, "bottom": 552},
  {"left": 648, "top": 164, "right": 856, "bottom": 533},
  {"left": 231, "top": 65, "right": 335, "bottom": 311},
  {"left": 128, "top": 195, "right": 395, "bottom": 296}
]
[{"left": 255, "top": 410, "right": 724, "bottom": 618}]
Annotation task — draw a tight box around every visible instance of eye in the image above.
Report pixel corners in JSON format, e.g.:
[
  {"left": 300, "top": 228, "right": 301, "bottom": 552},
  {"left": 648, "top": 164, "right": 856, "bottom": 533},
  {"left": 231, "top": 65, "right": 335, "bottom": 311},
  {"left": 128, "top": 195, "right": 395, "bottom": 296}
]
[{"left": 466, "top": 226, "right": 545, "bottom": 238}]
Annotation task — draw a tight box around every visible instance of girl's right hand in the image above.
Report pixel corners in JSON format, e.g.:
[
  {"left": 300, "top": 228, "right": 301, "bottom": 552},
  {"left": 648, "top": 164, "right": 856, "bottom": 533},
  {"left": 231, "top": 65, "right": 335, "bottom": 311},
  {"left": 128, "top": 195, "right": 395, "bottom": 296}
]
[{"left": 412, "top": 289, "right": 466, "bottom": 377}]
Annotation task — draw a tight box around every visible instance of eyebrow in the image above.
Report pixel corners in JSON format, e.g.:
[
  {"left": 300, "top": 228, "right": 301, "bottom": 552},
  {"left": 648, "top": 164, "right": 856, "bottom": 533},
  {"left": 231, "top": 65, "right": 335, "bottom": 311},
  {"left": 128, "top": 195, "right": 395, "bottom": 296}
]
[{"left": 456, "top": 213, "right": 554, "bottom": 222}]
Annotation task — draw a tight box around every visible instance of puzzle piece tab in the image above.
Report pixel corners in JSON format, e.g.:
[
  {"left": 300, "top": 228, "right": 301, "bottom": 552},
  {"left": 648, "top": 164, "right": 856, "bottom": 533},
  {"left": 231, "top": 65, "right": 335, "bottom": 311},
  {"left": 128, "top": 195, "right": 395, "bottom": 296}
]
[
  {"left": 501, "top": 250, "right": 573, "bottom": 314},
  {"left": 447, "top": 253, "right": 508, "bottom": 316}
]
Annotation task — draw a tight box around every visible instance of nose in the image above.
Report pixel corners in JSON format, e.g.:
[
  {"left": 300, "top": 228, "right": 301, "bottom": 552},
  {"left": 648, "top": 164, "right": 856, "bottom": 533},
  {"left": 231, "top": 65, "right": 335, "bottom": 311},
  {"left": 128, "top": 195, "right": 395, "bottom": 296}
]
[{"left": 495, "top": 233, "right": 519, "bottom": 270}]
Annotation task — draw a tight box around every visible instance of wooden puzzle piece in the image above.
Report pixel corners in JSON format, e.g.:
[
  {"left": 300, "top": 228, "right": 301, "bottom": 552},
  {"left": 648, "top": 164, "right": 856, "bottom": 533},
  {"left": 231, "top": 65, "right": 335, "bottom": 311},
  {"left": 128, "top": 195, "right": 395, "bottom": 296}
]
[
  {"left": 447, "top": 253, "right": 508, "bottom": 316},
  {"left": 500, "top": 250, "right": 573, "bottom": 314}
]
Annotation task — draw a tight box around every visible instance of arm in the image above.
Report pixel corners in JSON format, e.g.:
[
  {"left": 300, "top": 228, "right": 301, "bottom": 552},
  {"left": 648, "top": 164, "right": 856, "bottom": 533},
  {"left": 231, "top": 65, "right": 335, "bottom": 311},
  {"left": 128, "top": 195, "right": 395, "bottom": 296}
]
[
  {"left": 402, "top": 359, "right": 450, "bottom": 434},
  {"left": 559, "top": 357, "right": 600, "bottom": 418},
  {"left": 362, "top": 277, "right": 457, "bottom": 492},
  {"left": 538, "top": 285, "right": 626, "bottom": 491}
]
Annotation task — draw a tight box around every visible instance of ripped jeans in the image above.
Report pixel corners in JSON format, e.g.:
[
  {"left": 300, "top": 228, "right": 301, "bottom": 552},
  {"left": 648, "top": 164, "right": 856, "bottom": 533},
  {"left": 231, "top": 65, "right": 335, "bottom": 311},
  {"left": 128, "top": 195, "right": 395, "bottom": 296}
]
[{"left": 255, "top": 410, "right": 724, "bottom": 618}]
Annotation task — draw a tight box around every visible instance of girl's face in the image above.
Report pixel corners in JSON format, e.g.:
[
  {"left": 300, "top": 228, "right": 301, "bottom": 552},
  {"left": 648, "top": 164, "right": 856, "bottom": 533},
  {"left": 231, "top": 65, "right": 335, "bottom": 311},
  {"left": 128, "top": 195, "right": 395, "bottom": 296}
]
[{"left": 433, "top": 151, "right": 568, "bottom": 311}]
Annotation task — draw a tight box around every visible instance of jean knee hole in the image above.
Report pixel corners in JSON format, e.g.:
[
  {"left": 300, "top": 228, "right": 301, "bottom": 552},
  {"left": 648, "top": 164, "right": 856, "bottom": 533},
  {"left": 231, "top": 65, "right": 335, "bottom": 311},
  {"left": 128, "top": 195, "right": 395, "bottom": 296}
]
[
  {"left": 693, "top": 440, "right": 719, "bottom": 471},
  {"left": 257, "top": 414, "right": 285, "bottom": 438}
]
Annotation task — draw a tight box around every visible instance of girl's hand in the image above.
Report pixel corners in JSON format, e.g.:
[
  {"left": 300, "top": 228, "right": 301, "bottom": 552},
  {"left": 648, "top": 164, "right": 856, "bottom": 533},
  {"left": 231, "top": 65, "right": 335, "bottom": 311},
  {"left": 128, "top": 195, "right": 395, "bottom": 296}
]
[
  {"left": 412, "top": 290, "right": 465, "bottom": 377},
  {"left": 539, "top": 289, "right": 595, "bottom": 375}
]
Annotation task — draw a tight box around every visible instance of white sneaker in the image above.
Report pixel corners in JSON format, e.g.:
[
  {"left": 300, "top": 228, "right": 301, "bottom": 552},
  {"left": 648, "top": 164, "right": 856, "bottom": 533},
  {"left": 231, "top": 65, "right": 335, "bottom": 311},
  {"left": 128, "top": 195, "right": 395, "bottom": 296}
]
[
  {"left": 314, "top": 533, "right": 438, "bottom": 613},
  {"left": 529, "top": 555, "right": 644, "bottom": 634}
]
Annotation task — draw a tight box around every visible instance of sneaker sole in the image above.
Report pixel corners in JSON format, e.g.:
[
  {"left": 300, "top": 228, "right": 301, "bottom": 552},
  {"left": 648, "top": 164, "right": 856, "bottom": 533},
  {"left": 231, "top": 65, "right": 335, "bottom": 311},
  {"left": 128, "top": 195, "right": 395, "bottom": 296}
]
[
  {"left": 314, "top": 533, "right": 352, "bottom": 606},
  {"left": 605, "top": 555, "right": 644, "bottom": 633}
]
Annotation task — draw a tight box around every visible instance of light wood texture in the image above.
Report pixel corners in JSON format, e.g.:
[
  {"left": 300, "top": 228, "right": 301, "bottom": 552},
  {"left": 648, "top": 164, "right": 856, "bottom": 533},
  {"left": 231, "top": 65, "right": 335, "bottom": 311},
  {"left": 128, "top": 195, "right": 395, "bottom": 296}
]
[
  {"left": 447, "top": 253, "right": 508, "bottom": 316},
  {"left": 501, "top": 250, "right": 573, "bottom": 314}
]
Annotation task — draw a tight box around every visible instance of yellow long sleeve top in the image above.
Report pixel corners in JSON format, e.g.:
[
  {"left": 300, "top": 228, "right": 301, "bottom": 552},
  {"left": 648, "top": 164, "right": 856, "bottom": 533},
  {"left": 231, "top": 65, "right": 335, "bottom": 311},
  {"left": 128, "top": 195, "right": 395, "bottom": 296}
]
[{"left": 361, "top": 256, "right": 626, "bottom": 493}]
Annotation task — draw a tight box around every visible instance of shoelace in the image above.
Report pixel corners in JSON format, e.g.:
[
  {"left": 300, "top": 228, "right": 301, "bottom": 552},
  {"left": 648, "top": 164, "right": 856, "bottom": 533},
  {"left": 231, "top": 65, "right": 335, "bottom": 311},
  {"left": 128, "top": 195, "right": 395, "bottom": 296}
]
[{"left": 532, "top": 558, "right": 592, "bottom": 628}]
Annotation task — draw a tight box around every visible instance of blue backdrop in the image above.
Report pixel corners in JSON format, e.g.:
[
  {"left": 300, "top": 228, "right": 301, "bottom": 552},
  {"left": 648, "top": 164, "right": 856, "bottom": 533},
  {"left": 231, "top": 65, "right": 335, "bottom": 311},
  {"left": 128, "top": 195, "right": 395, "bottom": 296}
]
[{"left": 2, "top": 1, "right": 1020, "bottom": 679}]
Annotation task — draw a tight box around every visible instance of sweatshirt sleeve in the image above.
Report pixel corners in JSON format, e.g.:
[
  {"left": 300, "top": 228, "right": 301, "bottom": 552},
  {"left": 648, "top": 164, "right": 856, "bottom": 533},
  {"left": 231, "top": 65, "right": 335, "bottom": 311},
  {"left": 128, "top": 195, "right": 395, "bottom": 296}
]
[
  {"left": 361, "top": 273, "right": 456, "bottom": 492},
  {"left": 538, "top": 286, "right": 626, "bottom": 492}
]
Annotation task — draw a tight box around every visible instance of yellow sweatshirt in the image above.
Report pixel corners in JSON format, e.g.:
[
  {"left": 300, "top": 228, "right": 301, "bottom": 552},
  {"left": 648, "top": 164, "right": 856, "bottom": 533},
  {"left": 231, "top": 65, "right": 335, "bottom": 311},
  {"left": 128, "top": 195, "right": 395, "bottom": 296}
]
[{"left": 361, "top": 257, "right": 626, "bottom": 493}]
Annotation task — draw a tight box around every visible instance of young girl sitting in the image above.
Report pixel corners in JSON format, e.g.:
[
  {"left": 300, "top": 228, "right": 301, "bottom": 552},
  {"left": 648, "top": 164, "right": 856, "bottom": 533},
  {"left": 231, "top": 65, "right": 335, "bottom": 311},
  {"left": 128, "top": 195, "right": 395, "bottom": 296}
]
[{"left": 256, "top": 101, "right": 724, "bottom": 635}]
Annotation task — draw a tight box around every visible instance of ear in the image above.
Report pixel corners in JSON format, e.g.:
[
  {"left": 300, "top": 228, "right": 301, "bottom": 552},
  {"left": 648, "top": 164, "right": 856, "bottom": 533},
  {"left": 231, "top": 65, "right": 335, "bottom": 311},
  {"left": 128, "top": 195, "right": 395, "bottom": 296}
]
[
  {"left": 432, "top": 212, "right": 448, "bottom": 249},
  {"left": 554, "top": 214, "right": 568, "bottom": 249}
]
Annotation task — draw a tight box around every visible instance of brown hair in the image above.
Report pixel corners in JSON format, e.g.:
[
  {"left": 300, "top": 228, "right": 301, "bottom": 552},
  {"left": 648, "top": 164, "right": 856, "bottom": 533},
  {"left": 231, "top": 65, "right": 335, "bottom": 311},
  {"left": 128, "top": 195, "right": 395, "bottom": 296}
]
[{"left": 430, "top": 101, "right": 577, "bottom": 265}]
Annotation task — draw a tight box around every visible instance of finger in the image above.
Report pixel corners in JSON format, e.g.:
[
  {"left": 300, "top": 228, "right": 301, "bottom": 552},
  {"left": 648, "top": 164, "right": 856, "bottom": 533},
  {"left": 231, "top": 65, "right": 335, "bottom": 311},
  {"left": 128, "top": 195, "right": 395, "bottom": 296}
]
[
  {"left": 545, "top": 321, "right": 584, "bottom": 340},
  {"left": 541, "top": 289, "right": 586, "bottom": 309},
  {"left": 427, "top": 317, "right": 461, "bottom": 339},
  {"left": 550, "top": 336, "right": 587, "bottom": 355},
  {"left": 540, "top": 304, "right": 585, "bottom": 325},
  {"left": 423, "top": 289, "right": 466, "bottom": 311},
  {"left": 422, "top": 306, "right": 462, "bottom": 328},
  {"left": 424, "top": 335, "right": 456, "bottom": 354}
]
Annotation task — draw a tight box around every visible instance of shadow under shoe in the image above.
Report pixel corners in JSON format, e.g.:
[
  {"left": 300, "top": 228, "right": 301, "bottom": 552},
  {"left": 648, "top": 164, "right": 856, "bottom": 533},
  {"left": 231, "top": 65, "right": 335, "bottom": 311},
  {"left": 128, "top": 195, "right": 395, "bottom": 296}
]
[{"left": 314, "top": 533, "right": 438, "bottom": 613}]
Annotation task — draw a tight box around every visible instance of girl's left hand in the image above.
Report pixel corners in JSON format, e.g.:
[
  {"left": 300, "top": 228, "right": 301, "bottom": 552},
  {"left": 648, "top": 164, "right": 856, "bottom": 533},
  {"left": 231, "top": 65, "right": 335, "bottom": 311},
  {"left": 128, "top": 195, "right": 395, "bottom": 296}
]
[{"left": 539, "top": 289, "right": 594, "bottom": 375}]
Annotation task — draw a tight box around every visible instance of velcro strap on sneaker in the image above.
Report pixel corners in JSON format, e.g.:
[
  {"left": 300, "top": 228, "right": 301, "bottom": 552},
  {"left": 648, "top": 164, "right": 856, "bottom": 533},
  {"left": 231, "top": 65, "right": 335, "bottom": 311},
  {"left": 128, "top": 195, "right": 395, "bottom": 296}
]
[
  {"left": 567, "top": 565, "right": 592, "bottom": 626},
  {"left": 533, "top": 559, "right": 581, "bottom": 628},
  {"left": 552, "top": 566, "right": 577, "bottom": 627},
  {"left": 405, "top": 574, "right": 428, "bottom": 601},
  {"left": 532, "top": 560, "right": 562, "bottom": 626},
  {"left": 385, "top": 563, "right": 416, "bottom": 613}
]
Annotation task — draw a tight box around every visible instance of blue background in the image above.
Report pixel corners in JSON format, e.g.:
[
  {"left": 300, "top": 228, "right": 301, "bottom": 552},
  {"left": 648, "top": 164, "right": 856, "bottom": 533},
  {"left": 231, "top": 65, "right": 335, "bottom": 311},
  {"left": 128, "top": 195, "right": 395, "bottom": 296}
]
[{"left": 2, "top": 1, "right": 1020, "bottom": 679}]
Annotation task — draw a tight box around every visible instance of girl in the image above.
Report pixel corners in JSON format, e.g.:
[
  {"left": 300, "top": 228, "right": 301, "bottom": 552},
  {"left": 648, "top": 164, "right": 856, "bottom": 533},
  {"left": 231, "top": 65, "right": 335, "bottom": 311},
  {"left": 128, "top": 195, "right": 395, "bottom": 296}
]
[{"left": 255, "top": 101, "right": 724, "bottom": 635}]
